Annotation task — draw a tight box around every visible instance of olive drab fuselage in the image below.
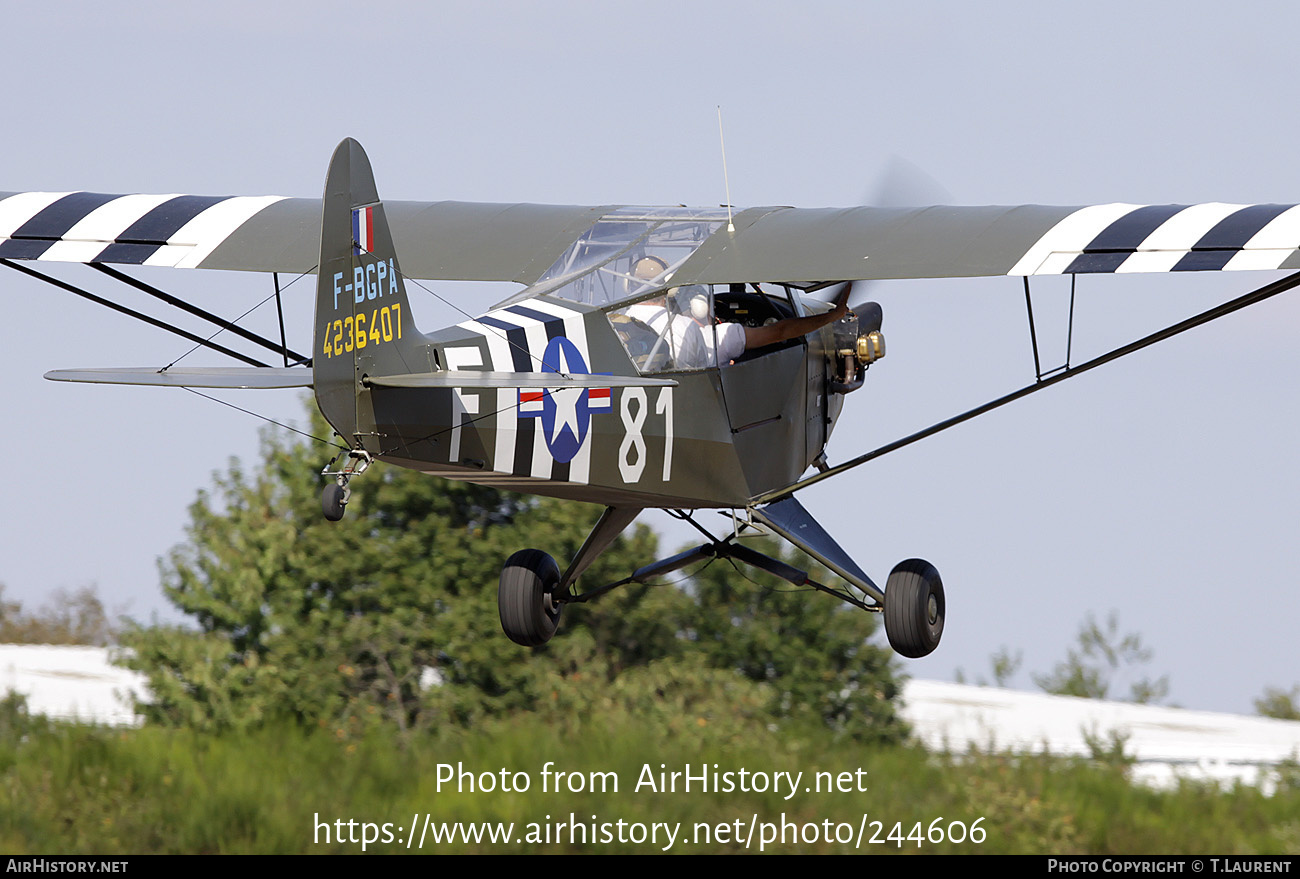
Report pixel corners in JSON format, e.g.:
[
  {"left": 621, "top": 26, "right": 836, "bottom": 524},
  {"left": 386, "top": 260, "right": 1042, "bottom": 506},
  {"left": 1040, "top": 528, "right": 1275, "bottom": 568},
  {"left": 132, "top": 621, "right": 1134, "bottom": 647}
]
[
  {"left": 347, "top": 298, "right": 844, "bottom": 509},
  {"left": 309, "top": 155, "right": 849, "bottom": 510}
]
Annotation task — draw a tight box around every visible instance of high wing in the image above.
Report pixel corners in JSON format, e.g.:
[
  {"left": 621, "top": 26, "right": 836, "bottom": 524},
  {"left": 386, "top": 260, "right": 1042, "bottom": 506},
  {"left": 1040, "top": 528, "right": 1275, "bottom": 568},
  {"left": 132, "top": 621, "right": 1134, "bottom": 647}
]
[
  {"left": 5, "top": 191, "right": 1300, "bottom": 284},
  {"left": 17, "top": 139, "right": 1300, "bottom": 661},
  {"left": 0, "top": 191, "right": 608, "bottom": 282}
]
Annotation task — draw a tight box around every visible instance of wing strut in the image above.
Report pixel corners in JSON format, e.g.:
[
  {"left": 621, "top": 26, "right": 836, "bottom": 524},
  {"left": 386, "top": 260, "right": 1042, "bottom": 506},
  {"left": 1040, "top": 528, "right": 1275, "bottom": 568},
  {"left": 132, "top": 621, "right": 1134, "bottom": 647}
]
[
  {"left": 1, "top": 258, "right": 271, "bottom": 367},
  {"left": 87, "top": 264, "right": 311, "bottom": 366},
  {"left": 273, "top": 272, "right": 289, "bottom": 367},
  {"left": 756, "top": 268, "right": 1300, "bottom": 506}
]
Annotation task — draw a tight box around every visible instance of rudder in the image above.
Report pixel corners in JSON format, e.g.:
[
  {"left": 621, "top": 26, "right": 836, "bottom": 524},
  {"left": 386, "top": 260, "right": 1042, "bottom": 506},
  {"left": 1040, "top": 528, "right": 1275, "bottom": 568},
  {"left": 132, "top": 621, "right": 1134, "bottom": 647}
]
[{"left": 314, "top": 138, "right": 425, "bottom": 446}]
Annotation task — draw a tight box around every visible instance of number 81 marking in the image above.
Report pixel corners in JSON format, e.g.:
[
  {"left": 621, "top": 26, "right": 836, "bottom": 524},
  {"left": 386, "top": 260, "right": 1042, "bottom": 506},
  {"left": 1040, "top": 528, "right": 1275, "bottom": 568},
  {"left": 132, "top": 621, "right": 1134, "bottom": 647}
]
[{"left": 618, "top": 387, "right": 673, "bottom": 483}]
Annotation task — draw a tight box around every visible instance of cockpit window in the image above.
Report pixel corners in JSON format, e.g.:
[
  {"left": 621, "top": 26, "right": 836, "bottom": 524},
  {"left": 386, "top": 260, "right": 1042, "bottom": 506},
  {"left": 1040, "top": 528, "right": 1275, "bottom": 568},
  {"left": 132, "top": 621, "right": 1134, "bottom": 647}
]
[
  {"left": 609, "top": 282, "right": 806, "bottom": 374},
  {"left": 503, "top": 207, "right": 728, "bottom": 308},
  {"left": 610, "top": 284, "right": 719, "bottom": 372}
]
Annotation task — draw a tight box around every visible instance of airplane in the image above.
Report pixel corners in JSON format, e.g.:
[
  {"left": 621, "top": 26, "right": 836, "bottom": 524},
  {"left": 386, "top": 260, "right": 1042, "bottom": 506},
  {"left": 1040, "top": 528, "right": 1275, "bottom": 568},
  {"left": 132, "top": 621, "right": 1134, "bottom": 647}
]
[{"left": 6, "top": 138, "right": 1300, "bottom": 659}]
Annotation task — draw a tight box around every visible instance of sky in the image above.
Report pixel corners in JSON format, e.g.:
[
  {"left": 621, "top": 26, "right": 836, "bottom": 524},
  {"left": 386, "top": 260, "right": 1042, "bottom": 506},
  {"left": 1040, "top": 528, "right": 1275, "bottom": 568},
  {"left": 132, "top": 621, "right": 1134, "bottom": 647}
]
[{"left": 1, "top": 1, "right": 1298, "bottom": 716}]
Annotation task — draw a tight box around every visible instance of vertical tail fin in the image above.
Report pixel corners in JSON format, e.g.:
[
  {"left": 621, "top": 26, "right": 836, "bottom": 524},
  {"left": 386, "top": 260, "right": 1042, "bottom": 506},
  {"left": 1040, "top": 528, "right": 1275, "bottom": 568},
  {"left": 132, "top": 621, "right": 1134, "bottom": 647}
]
[{"left": 314, "top": 138, "right": 425, "bottom": 445}]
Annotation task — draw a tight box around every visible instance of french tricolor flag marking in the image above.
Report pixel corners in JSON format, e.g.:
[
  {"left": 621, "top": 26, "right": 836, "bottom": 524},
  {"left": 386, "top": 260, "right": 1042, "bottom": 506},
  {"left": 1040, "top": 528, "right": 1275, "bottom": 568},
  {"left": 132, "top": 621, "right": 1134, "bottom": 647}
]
[{"left": 352, "top": 206, "right": 375, "bottom": 255}]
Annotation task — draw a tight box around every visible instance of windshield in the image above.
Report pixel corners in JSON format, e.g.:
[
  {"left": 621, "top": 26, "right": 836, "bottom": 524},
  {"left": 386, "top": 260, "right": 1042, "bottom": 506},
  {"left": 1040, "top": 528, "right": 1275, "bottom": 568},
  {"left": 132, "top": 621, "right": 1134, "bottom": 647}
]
[{"left": 501, "top": 207, "right": 728, "bottom": 308}]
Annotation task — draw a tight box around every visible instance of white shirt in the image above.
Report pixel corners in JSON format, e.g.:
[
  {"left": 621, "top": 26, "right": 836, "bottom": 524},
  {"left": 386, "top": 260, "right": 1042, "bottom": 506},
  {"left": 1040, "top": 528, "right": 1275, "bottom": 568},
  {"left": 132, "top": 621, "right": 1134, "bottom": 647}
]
[
  {"left": 715, "top": 321, "right": 746, "bottom": 364},
  {"left": 625, "top": 301, "right": 708, "bottom": 369}
]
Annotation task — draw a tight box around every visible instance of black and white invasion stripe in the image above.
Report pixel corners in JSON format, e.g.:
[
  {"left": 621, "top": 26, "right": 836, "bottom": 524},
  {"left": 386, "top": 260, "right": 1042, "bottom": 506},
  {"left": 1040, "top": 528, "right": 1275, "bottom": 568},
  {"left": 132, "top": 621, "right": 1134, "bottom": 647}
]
[
  {"left": 453, "top": 298, "right": 595, "bottom": 484},
  {"left": 0, "top": 191, "right": 285, "bottom": 268},
  {"left": 1009, "top": 202, "right": 1300, "bottom": 276}
]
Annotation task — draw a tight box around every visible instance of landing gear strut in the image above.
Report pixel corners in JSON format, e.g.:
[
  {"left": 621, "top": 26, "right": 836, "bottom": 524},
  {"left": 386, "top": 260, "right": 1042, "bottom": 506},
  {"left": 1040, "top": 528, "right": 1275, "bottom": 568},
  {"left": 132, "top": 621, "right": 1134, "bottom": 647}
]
[
  {"left": 493, "top": 505, "right": 945, "bottom": 659},
  {"left": 320, "top": 449, "right": 373, "bottom": 522}
]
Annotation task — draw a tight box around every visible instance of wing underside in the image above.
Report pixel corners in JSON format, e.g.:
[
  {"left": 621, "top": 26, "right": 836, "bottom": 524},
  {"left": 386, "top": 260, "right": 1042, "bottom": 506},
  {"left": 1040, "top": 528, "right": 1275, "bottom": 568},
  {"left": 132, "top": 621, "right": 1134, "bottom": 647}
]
[{"left": 4, "top": 189, "right": 1300, "bottom": 285}]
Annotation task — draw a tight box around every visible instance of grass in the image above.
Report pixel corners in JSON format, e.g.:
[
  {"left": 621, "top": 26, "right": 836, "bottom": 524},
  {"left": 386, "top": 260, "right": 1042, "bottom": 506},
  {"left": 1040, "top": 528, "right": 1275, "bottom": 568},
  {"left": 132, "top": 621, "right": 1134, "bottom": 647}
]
[{"left": 2, "top": 709, "right": 1298, "bottom": 854}]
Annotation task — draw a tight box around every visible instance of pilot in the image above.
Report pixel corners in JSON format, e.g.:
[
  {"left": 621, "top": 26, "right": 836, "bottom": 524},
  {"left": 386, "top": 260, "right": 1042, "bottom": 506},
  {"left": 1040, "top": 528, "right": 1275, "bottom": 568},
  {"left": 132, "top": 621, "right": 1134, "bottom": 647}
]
[
  {"left": 625, "top": 257, "right": 852, "bottom": 368},
  {"left": 628, "top": 254, "right": 670, "bottom": 295},
  {"left": 711, "top": 282, "right": 852, "bottom": 364},
  {"left": 624, "top": 256, "right": 708, "bottom": 368}
]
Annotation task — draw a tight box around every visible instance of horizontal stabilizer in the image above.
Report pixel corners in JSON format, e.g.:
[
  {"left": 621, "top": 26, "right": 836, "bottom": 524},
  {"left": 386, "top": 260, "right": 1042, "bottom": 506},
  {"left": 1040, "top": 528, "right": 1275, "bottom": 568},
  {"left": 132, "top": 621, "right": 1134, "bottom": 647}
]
[
  {"left": 44, "top": 367, "right": 313, "bottom": 389},
  {"left": 364, "top": 371, "right": 676, "bottom": 389}
]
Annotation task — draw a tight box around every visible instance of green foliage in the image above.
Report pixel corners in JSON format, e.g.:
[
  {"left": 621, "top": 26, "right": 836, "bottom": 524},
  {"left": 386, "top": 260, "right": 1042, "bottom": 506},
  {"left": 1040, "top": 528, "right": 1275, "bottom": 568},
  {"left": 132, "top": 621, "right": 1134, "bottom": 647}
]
[
  {"left": 120, "top": 411, "right": 903, "bottom": 744},
  {"left": 0, "top": 691, "right": 48, "bottom": 743},
  {"left": 956, "top": 645, "right": 1023, "bottom": 687},
  {"left": 988, "top": 647, "right": 1023, "bottom": 687},
  {"left": 539, "top": 657, "right": 775, "bottom": 745},
  {"left": 1269, "top": 754, "right": 1300, "bottom": 796},
  {"left": 1255, "top": 686, "right": 1300, "bottom": 721},
  {"left": 683, "top": 542, "right": 906, "bottom": 744},
  {"left": 123, "top": 420, "right": 626, "bottom": 733},
  {"left": 1080, "top": 725, "right": 1136, "bottom": 773},
  {"left": 1032, "top": 611, "right": 1169, "bottom": 704},
  {"left": 3, "top": 717, "right": 1298, "bottom": 854},
  {"left": 0, "top": 584, "right": 115, "bottom": 646},
  {"left": 959, "top": 760, "right": 1082, "bottom": 852}
]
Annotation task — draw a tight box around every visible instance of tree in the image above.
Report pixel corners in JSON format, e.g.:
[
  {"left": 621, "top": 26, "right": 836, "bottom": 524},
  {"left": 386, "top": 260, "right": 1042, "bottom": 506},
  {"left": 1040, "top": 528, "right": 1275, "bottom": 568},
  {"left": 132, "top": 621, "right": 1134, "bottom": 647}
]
[
  {"left": 1255, "top": 686, "right": 1300, "bottom": 721},
  {"left": 678, "top": 538, "right": 906, "bottom": 743},
  {"left": 1032, "top": 611, "right": 1169, "bottom": 704},
  {"left": 0, "top": 584, "right": 115, "bottom": 646},
  {"left": 122, "top": 418, "right": 658, "bottom": 732},
  {"left": 121, "top": 410, "right": 905, "bottom": 743},
  {"left": 955, "top": 646, "right": 1023, "bottom": 688}
]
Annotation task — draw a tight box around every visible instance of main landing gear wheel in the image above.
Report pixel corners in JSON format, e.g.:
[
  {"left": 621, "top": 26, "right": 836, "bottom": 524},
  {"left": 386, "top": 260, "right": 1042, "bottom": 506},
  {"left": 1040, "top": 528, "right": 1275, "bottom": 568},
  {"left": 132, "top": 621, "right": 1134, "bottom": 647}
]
[
  {"left": 498, "top": 549, "right": 563, "bottom": 647},
  {"left": 883, "top": 558, "right": 944, "bottom": 658},
  {"left": 321, "top": 483, "right": 347, "bottom": 522}
]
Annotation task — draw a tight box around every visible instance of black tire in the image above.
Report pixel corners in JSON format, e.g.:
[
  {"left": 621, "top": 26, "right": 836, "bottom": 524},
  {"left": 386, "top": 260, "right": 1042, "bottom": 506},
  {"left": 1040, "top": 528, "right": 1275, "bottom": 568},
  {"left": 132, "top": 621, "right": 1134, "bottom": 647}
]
[
  {"left": 498, "top": 549, "right": 562, "bottom": 647},
  {"left": 883, "top": 558, "right": 944, "bottom": 658},
  {"left": 321, "top": 483, "right": 347, "bottom": 522}
]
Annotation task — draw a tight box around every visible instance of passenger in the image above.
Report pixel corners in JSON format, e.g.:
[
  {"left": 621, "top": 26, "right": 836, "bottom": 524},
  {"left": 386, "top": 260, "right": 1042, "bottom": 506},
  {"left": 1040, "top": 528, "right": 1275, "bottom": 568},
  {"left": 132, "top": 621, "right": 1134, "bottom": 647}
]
[
  {"left": 683, "top": 287, "right": 717, "bottom": 360},
  {"left": 711, "top": 282, "right": 852, "bottom": 364},
  {"left": 623, "top": 256, "right": 708, "bottom": 369}
]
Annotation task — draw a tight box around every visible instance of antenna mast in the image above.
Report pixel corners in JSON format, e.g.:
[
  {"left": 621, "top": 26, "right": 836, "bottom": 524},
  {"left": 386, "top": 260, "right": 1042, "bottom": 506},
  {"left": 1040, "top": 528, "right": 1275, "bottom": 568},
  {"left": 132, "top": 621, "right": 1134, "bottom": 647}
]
[{"left": 717, "top": 106, "right": 735, "bottom": 233}]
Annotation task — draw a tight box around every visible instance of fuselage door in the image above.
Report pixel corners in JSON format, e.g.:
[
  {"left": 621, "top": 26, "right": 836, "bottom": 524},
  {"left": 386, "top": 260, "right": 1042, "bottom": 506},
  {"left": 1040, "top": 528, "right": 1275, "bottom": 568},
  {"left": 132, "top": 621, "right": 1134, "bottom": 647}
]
[{"left": 715, "top": 285, "right": 809, "bottom": 494}]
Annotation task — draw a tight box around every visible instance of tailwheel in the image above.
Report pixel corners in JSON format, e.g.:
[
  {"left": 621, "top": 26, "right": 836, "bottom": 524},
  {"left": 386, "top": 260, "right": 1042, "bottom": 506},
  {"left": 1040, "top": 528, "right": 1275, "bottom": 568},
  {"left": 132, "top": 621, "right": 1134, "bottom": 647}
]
[
  {"left": 319, "top": 449, "right": 372, "bottom": 522},
  {"left": 321, "top": 483, "right": 347, "bottom": 521},
  {"left": 883, "top": 558, "right": 944, "bottom": 658},
  {"left": 498, "top": 549, "right": 563, "bottom": 647}
]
